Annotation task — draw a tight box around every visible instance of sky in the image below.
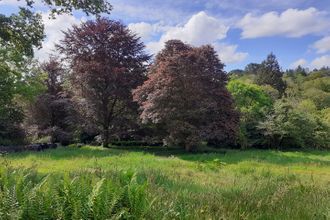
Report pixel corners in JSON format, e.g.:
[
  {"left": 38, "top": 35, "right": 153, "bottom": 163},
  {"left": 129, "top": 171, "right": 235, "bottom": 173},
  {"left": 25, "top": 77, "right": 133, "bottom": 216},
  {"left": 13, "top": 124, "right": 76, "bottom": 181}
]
[{"left": 1, "top": 0, "right": 330, "bottom": 71}]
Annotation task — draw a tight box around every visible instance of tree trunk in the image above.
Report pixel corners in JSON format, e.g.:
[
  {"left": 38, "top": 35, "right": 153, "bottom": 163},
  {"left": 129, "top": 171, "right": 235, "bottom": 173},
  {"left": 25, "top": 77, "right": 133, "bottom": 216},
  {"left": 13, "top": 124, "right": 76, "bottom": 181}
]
[
  {"left": 103, "top": 127, "right": 109, "bottom": 148},
  {"left": 185, "top": 144, "right": 192, "bottom": 152}
]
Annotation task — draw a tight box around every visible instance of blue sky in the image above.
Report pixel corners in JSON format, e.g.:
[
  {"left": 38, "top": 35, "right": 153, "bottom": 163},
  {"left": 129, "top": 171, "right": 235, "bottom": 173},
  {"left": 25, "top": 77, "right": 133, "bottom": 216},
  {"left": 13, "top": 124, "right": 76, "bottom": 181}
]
[{"left": 1, "top": 0, "right": 330, "bottom": 71}]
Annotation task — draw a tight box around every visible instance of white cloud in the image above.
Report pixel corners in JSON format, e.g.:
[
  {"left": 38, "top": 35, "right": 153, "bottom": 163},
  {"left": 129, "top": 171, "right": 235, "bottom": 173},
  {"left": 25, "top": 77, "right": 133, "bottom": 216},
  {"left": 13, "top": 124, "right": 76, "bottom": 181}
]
[
  {"left": 128, "top": 22, "right": 169, "bottom": 41},
  {"left": 290, "top": 58, "right": 307, "bottom": 68},
  {"left": 311, "top": 55, "right": 330, "bottom": 69},
  {"left": 34, "top": 12, "right": 83, "bottom": 61},
  {"left": 214, "top": 43, "right": 248, "bottom": 63},
  {"left": 128, "top": 22, "right": 156, "bottom": 41},
  {"left": 146, "top": 12, "right": 229, "bottom": 53},
  {"left": 162, "top": 11, "right": 228, "bottom": 45},
  {"left": 237, "top": 8, "right": 330, "bottom": 38},
  {"left": 312, "top": 36, "right": 330, "bottom": 54},
  {"left": 145, "top": 11, "right": 247, "bottom": 64}
]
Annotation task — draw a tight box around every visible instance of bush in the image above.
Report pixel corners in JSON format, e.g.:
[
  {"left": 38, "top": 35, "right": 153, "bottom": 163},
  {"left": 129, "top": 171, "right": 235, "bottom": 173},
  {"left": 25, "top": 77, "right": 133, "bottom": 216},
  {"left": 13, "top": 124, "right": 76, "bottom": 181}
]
[
  {"left": 0, "top": 126, "right": 26, "bottom": 146},
  {"left": 51, "top": 128, "right": 73, "bottom": 146},
  {"left": 258, "top": 99, "right": 330, "bottom": 149}
]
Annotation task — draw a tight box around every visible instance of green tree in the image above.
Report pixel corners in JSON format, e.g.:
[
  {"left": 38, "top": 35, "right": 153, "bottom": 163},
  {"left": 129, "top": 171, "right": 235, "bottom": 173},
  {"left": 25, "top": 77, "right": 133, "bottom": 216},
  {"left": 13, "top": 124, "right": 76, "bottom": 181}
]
[
  {"left": 227, "top": 80, "right": 273, "bottom": 148},
  {"left": 258, "top": 99, "right": 329, "bottom": 149},
  {"left": 0, "top": 0, "right": 112, "bottom": 145},
  {"left": 245, "top": 63, "right": 261, "bottom": 75},
  {"left": 255, "top": 53, "right": 286, "bottom": 95},
  {"left": 0, "top": 63, "right": 25, "bottom": 145},
  {"left": 0, "top": 1, "right": 112, "bottom": 58},
  {"left": 302, "top": 77, "right": 330, "bottom": 109}
]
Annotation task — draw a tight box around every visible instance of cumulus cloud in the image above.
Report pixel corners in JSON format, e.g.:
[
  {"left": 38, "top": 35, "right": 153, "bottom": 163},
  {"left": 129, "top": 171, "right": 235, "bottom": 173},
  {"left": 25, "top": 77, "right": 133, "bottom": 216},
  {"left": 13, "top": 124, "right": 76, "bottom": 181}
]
[
  {"left": 146, "top": 12, "right": 229, "bottom": 53},
  {"left": 34, "top": 12, "right": 83, "bottom": 61},
  {"left": 213, "top": 43, "right": 248, "bottom": 64},
  {"left": 290, "top": 58, "right": 307, "bottom": 68},
  {"left": 144, "top": 11, "right": 247, "bottom": 64},
  {"left": 128, "top": 22, "right": 169, "bottom": 41},
  {"left": 128, "top": 22, "right": 156, "bottom": 41},
  {"left": 311, "top": 55, "right": 330, "bottom": 69},
  {"left": 312, "top": 36, "right": 330, "bottom": 54},
  {"left": 237, "top": 7, "right": 330, "bottom": 38},
  {"left": 161, "top": 11, "right": 228, "bottom": 45}
]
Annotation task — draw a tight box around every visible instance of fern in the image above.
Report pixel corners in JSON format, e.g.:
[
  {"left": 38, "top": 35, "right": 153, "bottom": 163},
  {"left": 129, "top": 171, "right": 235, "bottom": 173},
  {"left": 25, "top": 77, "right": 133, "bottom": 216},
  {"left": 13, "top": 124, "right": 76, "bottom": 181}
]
[{"left": 0, "top": 167, "right": 150, "bottom": 219}]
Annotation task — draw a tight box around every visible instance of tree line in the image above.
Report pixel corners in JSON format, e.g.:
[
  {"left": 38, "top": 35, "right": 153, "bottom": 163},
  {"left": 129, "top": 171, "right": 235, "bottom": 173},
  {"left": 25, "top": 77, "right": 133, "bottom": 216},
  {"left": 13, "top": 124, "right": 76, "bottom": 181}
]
[{"left": 0, "top": 2, "right": 329, "bottom": 151}]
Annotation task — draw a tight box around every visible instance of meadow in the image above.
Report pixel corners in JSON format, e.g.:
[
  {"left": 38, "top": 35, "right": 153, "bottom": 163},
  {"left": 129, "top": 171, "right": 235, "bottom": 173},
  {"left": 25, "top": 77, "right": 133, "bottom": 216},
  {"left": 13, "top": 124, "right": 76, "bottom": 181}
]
[{"left": 0, "top": 146, "right": 329, "bottom": 219}]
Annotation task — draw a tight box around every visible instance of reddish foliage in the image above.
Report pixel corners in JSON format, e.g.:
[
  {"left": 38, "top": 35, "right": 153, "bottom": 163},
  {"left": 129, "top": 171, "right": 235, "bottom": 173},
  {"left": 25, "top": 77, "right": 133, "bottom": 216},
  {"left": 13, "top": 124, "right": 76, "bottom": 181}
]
[
  {"left": 58, "top": 18, "right": 150, "bottom": 147},
  {"left": 133, "top": 40, "right": 239, "bottom": 151}
]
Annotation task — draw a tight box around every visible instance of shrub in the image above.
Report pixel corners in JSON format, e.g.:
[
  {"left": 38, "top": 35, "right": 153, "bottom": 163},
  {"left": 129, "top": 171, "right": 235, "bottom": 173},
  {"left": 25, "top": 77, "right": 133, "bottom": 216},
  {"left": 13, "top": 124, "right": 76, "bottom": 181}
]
[{"left": 51, "top": 128, "right": 73, "bottom": 146}]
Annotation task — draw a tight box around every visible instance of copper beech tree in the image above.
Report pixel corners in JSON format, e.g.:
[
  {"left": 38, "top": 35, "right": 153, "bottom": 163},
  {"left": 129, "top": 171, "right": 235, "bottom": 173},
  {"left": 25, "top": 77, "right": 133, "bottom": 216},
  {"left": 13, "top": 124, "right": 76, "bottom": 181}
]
[
  {"left": 133, "top": 40, "right": 239, "bottom": 151},
  {"left": 58, "top": 18, "right": 150, "bottom": 147}
]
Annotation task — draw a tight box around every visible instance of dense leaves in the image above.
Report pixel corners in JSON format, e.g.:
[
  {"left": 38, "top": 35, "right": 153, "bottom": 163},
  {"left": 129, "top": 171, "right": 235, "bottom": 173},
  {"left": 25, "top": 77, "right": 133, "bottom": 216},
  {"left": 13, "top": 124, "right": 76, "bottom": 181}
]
[
  {"left": 0, "top": 9, "right": 329, "bottom": 150},
  {"left": 133, "top": 40, "right": 239, "bottom": 151},
  {"left": 255, "top": 53, "right": 286, "bottom": 95},
  {"left": 58, "top": 18, "right": 150, "bottom": 147},
  {"left": 227, "top": 80, "right": 273, "bottom": 148},
  {"left": 28, "top": 58, "right": 76, "bottom": 145},
  {"left": 258, "top": 99, "right": 330, "bottom": 149},
  {"left": 228, "top": 60, "right": 330, "bottom": 149},
  {"left": 0, "top": 8, "right": 43, "bottom": 58},
  {"left": 0, "top": 167, "right": 149, "bottom": 219},
  {"left": 0, "top": 64, "right": 25, "bottom": 145}
]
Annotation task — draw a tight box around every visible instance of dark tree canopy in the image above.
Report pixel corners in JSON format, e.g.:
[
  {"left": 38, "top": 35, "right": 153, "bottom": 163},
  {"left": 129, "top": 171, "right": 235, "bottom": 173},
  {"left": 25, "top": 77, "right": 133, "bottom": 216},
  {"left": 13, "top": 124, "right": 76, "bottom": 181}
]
[
  {"left": 245, "top": 63, "right": 262, "bottom": 75},
  {"left": 255, "top": 53, "right": 286, "bottom": 95},
  {"left": 58, "top": 18, "right": 150, "bottom": 147},
  {"left": 0, "top": 1, "right": 113, "bottom": 145},
  {"left": 28, "top": 58, "right": 76, "bottom": 145},
  {"left": 133, "top": 40, "right": 239, "bottom": 151}
]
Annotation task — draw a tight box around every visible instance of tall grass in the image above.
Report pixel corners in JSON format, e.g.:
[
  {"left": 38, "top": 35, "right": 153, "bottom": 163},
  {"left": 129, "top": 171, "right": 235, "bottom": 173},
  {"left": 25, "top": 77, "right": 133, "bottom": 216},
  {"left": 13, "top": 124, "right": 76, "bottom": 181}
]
[
  {"left": 0, "top": 146, "right": 329, "bottom": 219},
  {"left": 0, "top": 167, "right": 150, "bottom": 220}
]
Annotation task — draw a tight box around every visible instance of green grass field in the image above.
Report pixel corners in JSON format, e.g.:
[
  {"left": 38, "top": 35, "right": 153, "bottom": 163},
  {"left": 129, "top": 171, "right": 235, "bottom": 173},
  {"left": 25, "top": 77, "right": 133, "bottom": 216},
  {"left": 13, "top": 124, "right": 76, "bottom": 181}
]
[{"left": 1, "top": 146, "right": 329, "bottom": 219}]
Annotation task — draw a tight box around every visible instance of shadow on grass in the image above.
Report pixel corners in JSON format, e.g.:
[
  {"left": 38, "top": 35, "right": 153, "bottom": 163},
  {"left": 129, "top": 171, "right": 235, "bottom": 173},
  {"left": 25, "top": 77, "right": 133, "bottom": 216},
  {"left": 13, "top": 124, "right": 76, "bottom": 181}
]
[
  {"left": 108, "top": 145, "right": 330, "bottom": 166},
  {"left": 4, "top": 146, "right": 124, "bottom": 160},
  {"left": 4, "top": 145, "right": 330, "bottom": 166},
  {"left": 178, "top": 150, "right": 330, "bottom": 166}
]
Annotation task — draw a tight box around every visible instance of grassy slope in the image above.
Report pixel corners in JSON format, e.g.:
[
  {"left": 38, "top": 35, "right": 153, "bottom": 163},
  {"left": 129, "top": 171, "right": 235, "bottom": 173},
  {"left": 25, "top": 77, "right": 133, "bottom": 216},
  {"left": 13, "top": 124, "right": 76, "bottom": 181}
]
[{"left": 1, "top": 146, "right": 330, "bottom": 219}]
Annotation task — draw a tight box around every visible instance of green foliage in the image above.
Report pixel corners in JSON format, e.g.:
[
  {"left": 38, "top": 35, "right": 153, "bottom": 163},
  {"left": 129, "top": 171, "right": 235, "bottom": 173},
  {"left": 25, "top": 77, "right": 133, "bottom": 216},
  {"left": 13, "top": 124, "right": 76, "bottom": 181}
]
[
  {"left": 258, "top": 99, "right": 330, "bottom": 149},
  {"left": 227, "top": 80, "right": 273, "bottom": 148},
  {"left": 228, "top": 80, "right": 272, "bottom": 115},
  {"left": 230, "top": 61, "right": 330, "bottom": 149},
  {"left": 0, "top": 8, "right": 44, "bottom": 58},
  {"left": 0, "top": 63, "right": 26, "bottom": 145},
  {"left": 24, "top": 0, "right": 113, "bottom": 16},
  {"left": 0, "top": 1, "right": 112, "bottom": 59},
  {"left": 255, "top": 53, "right": 286, "bottom": 95},
  {"left": 0, "top": 166, "right": 149, "bottom": 220},
  {"left": 302, "top": 77, "right": 330, "bottom": 109},
  {"left": 1, "top": 146, "right": 329, "bottom": 219}
]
